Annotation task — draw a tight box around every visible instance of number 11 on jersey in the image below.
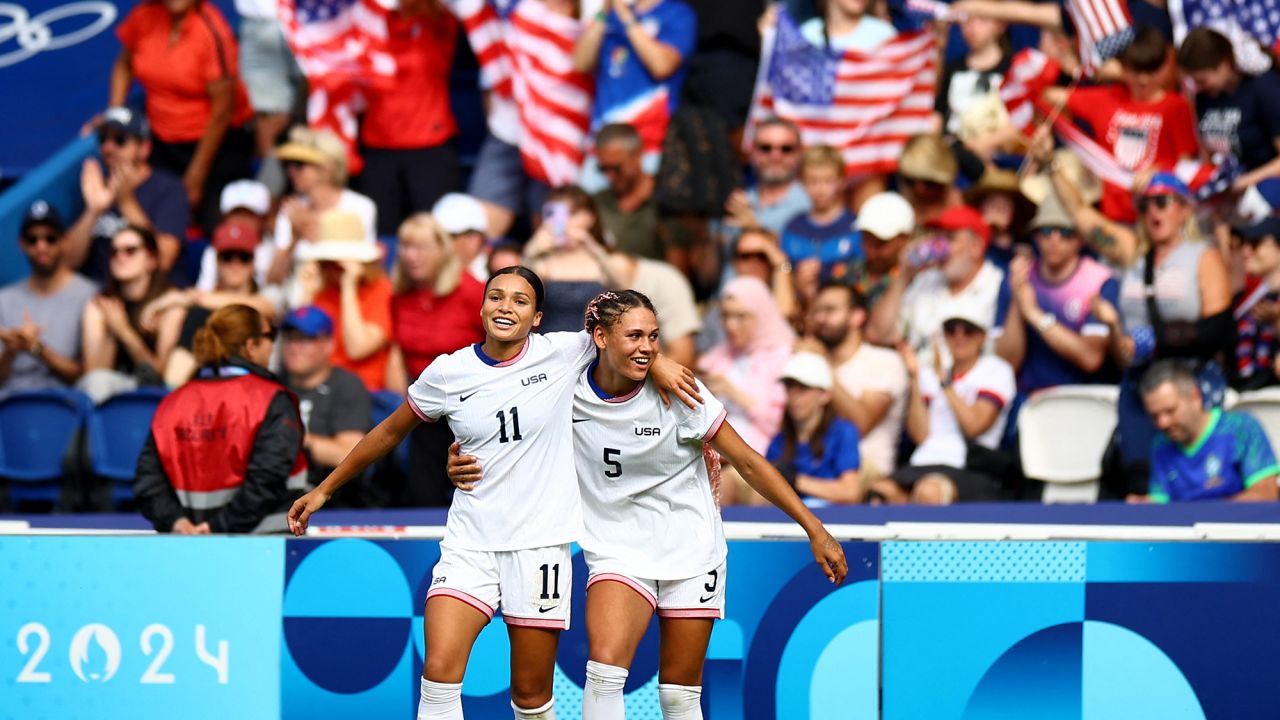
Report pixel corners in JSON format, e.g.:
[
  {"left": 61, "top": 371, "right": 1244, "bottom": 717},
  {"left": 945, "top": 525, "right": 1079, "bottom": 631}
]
[{"left": 496, "top": 407, "right": 523, "bottom": 443}]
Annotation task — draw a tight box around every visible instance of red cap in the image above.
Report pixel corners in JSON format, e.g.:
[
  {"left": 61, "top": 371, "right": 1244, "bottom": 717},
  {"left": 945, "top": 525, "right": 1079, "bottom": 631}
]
[
  {"left": 927, "top": 204, "right": 991, "bottom": 247},
  {"left": 212, "top": 220, "right": 260, "bottom": 254}
]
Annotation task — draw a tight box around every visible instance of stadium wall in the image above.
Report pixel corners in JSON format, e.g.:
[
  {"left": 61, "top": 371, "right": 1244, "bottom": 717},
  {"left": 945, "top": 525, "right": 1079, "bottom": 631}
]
[{"left": 2, "top": 537, "right": 1277, "bottom": 718}]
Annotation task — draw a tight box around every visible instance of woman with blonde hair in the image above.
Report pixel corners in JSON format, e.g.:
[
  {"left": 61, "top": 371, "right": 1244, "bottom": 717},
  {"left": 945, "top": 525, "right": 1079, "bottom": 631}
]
[
  {"left": 387, "top": 213, "right": 485, "bottom": 507},
  {"left": 134, "top": 303, "right": 307, "bottom": 534}
]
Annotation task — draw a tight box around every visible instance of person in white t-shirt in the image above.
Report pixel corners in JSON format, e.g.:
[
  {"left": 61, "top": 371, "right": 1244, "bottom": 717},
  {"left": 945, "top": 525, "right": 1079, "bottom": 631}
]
[
  {"left": 287, "top": 267, "right": 699, "bottom": 720},
  {"left": 449, "top": 289, "right": 847, "bottom": 720},
  {"left": 871, "top": 303, "right": 1016, "bottom": 505}
]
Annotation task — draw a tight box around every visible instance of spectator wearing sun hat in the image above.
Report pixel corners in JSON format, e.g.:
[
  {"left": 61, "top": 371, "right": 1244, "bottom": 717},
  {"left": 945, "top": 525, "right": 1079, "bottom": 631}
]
[
  {"left": 895, "top": 134, "right": 960, "bottom": 227},
  {"left": 300, "top": 210, "right": 392, "bottom": 391},
  {"left": 964, "top": 168, "right": 1035, "bottom": 273},
  {"left": 867, "top": 204, "right": 1008, "bottom": 370}
]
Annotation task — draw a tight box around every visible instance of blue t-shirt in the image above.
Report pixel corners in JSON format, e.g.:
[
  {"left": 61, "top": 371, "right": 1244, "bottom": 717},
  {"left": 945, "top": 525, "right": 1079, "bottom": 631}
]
[
  {"left": 993, "top": 256, "right": 1120, "bottom": 393},
  {"left": 780, "top": 209, "right": 863, "bottom": 281},
  {"left": 86, "top": 166, "right": 191, "bottom": 285},
  {"left": 594, "top": 1, "right": 697, "bottom": 128},
  {"left": 1195, "top": 71, "right": 1280, "bottom": 171},
  {"left": 766, "top": 417, "right": 861, "bottom": 500},
  {"left": 1149, "top": 409, "right": 1280, "bottom": 502}
]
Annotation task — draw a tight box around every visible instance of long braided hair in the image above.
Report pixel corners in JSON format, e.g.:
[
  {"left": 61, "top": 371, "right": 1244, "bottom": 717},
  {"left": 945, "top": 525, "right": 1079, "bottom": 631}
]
[{"left": 582, "top": 289, "right": 724, "bottom": 506}]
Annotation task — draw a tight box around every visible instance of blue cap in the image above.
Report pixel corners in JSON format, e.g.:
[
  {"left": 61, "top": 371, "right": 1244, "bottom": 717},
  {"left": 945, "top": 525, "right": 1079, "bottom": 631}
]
[
  {"left": 282, "top": 306, "right": 333, "bottom": 338},
  {"left": 1143, "top": 172, "right": 1191, "bottom": 200},
  {"left": 101, "top": 106, "right": 150, "bottom": 139},
  {"left": 20, "top": 200, "right": 65, "bottom": 235},
  {"left": 1237, "top": 217, "right": 1280, "bottom": 243}
]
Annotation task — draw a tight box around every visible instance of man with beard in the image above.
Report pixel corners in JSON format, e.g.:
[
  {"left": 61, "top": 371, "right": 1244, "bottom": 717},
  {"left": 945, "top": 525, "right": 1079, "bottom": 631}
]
[
  {"left": 724, "top": 116, "right": 810, "bottom": 234},
  {"left": 804, "top": 281, "right": 908, "bottom": 480},
  {"left": 0, "top": 202, "right": 99, "bottom": 398},
  {"left": 866, "top": 204, "right": 1007, "bottom": 369}
]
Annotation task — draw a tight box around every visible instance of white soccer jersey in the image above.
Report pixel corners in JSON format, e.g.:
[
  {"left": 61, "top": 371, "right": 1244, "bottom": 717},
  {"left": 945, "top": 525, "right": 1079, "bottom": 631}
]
[
  {"left": 572, "top": 370, "right": 729, "bottom": 580},
  {"left": 408, "top": 332, "right": 595, "bottom": 551}
]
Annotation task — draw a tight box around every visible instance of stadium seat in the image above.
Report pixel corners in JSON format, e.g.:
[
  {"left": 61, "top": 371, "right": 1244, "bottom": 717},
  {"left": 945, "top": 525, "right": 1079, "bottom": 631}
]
[
  {"left": 0, "top": 389, "right": 92, "bottom": 505},
  {"left": 1017, "top": 385, "right": 1120, "bottom": 504},
  {"left": 86, "top": 387, "right": 168, "bottom": 505},
  {"left": 1229, "top": 387, "right": 1280, "bottom": 458}
]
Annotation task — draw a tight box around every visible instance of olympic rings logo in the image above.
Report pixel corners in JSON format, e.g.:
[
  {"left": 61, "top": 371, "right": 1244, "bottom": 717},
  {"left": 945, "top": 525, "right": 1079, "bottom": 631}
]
[{"left": 0, "top": 2, "right": 117, "bottom": 69}]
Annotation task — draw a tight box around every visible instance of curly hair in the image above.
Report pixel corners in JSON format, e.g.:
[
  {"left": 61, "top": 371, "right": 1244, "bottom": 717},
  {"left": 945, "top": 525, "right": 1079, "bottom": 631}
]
[{"left": 583, "top": 290, "right": 657, "bottom": 332}]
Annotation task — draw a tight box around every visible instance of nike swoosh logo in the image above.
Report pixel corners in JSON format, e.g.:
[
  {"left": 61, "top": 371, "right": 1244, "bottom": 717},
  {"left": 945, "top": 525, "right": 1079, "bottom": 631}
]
[
  {"left": 699, "top": 594, "right": 714, "bottom": 603},
  {"left": 459, "top": 392, "right": 478, "bottom": 402},
  {"left": 572, "top": 418, "right": 590, "bottom": 423},
  {"left": 538, "top": 605, "right": 556, "bottom": 613}
]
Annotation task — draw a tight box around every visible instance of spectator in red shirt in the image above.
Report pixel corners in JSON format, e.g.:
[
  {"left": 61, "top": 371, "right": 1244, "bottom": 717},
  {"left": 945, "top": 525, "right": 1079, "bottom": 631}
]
[
  {"left": 386, "top": 213, "right": 484, "bottom": 507},
  {"left": 358, "top": 0, "right": 459, "bottom": 237},
  {"left": 1044, "top": 25, "right": 1200, "bottom": 223},
  {"left": 297, "top": 211, "right": 393, "bottom": 392},
  {"left": 111, "top": 0, "right": 255, "bottom": 234}
]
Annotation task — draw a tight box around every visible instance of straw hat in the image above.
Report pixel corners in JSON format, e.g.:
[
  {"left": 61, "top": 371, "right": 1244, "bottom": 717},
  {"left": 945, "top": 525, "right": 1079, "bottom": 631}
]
[
  {"left": 296, "top": 210, "right": 382, "bottom": 263},
  {"left": 898, "top": 134, "right": 958, "bottom": 185},
  {"left": 275, "top": 127, "right": 349, "bottom": 183},
  {"left": 956, "top": 91, "right": 1011, "bottom": 143},
  {"left": 1029, "top": 188, "right": 1076, "bottom": 231},
  {"left": 1021, "top": 150, "right": 1103, "bottom": 207},
  {"left": 965, "top": 168, "right": 1036, "bottom": 232}
]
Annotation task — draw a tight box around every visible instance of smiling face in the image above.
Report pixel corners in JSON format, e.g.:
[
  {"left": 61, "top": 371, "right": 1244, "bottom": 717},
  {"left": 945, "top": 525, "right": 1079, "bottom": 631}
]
[
  {"left": 594, "top": 307, "right": 659, "bottom": 383},
  {"left": 481, "top": 273, "right": 541, "bottom": 343}
]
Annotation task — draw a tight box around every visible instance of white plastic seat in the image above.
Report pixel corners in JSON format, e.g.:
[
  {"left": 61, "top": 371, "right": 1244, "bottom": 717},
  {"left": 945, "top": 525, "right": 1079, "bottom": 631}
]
[
  {"left": 1017, "top": 385, "right": 1120, "bottom": 504},
  {"left": 1227, "top": 387, "right": 1280, "bottom": 455}
]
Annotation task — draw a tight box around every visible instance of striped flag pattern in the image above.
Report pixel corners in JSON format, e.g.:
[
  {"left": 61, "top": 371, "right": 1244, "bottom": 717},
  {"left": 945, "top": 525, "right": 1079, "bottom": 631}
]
[
  {"left": 1064, "top": 0, "right": 1134, "bottom": 73},
  {"left": 277, "top": 0, "right": 395, "bottom": 174},
  {"left": 746, "top": 8, "right": 938, "bottom": 176},
  {"left": 1000, "top": 48, "right": 1062, "bottom": 134},
  {"left": 447, "top": 0, "right": 594, "bottom": 186}
]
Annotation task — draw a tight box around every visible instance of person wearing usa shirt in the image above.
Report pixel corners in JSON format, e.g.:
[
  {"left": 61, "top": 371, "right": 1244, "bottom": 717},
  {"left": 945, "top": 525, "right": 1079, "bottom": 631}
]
[
  {"left": 1137, "top": 360, "right": 1279, "bottom": 503},
  {"left": 573, "top": 0, "right": 698, "bottom": 176},
  {"left": 993, "top": 190, "right": 1120, "bottom": 395}
]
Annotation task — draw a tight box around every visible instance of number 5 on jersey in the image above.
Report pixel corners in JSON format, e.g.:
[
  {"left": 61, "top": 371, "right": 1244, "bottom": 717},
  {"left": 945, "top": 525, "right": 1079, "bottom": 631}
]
[
  {"left": 496, "top": 407, "right": 523, "bottom": 443},
  {"left": 603, "top": 447, "right": 621, "bottom": 478}
]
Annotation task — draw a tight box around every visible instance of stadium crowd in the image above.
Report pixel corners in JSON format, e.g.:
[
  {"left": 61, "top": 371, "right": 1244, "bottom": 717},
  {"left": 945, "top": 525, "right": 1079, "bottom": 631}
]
[{"left": 4, "top": 0, "right": 1280, "bottom": 522}]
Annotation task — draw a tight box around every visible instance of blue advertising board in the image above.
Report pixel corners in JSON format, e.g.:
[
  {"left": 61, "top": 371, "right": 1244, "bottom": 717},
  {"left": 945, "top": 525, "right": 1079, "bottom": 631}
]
[
  {"left": 280, "top": 539, "right": 882, "bottom": 720},
  {"left": 0, "top": 536, "right": 284, "bottom": 720}
]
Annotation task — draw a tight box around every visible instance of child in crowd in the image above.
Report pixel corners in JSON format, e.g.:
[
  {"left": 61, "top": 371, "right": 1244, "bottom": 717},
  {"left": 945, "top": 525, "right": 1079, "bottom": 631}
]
[{"left": 780, "top": 146, "right": 863, "bottom": 294}]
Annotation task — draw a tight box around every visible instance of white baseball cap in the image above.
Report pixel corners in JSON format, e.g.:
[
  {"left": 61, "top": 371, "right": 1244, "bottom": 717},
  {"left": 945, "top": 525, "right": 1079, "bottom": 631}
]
[
  {"left": 855, "top": 192, "right": 915, "bottom": 240},
  {"left": 780, "top": 352, "right": 834, "bottom": 391},
  {"left": 220, "top": 180, "right": 271, "bottom": 216},
  {"left": 432, "top": 193, "right": 489, "bottom": 237},
  {"left": 942, "top": 301, "right": 992, "bottom": 331}
]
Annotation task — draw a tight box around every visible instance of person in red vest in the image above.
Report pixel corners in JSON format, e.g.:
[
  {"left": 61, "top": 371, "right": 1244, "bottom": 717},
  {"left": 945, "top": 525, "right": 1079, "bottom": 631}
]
[{"left": 135, "top": 304, "right": 306, "bottom": 534}]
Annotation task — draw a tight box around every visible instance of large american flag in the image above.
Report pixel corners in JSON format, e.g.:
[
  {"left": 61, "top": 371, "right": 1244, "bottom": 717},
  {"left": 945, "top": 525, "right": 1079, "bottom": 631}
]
[
  {"left": 1170, "top": 0, "right": 1280, "bottom": 49},
  {"left": 277, "top": 0, "right": 394, "bottom": 174},
  {"left": 448, "top": 0, "right": 594, "bottom": 186},
  {"left": 746, "top": 8, "right": 937, "bottom": 176}
]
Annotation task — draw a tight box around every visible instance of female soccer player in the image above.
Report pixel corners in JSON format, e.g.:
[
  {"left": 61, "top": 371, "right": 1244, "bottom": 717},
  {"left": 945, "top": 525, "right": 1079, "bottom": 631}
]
[
  {"left": 449, "top": 290, "right": 849, "bottom": 720},
  {"left": 287, "top": 268, "right": 699, "bottom": 720}
]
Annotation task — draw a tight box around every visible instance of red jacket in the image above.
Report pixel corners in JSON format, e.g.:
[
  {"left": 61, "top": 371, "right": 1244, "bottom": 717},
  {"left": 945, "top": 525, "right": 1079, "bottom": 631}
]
[{"left": 135, "top": 360, "right": 307, "bottom": 533}]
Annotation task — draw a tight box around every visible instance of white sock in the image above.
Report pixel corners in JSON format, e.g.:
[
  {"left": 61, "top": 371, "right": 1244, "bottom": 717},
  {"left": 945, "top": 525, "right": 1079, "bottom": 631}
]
[
  {"left": 418, "top": 678, "right": 463, "bottom": 720},
  {"left": 511, "top": 696, "right": 556, "bottom": 719},
  {"left": 583, "top": 660, "right": 629, "bottom": 720},
  {"left": 658, "top": 684, "right": 702, "bottom": 720}
]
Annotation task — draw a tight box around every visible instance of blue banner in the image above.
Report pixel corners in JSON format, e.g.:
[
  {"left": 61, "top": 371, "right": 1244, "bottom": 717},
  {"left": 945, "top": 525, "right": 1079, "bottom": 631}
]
[{"left": 0, "top": 536, "right": 284, "bottom": 720}]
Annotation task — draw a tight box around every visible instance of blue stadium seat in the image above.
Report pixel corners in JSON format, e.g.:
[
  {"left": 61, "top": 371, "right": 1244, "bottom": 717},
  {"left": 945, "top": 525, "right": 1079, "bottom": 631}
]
[
  {"left": 371, "top": 390, "right": 410, "bottom": 472},
  {"left": 0, "top": 389, "right": 92, "bottom": 505},
  {"left": 86, "top": 387, "right": 169, "bottom": 504}
]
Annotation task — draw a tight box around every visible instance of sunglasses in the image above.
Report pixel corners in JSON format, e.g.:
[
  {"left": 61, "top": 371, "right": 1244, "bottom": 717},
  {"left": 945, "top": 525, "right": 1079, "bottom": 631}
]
[
  {"left": 756, "top": 143, "right": 797, "bottom": 155},
  {"left": 97, "top": 130, "right": 132, "bottom": 147},
  {"left": 282, "top": 160, "right": 312, "bottom": 172},
  {"left": 1239, "top": 234, "right": 1276, "bottom": 249},
  {"left": 1137, "top": 194, "right": 1180, "bottom": 213},
  {"left": 598, "top": 163, "right": 624, "bottom": 175},
  {"left": 942, "top": 319, "right": 983, "bottom": 337},
  {"left": 218, "top": 250, "right": 254, "bottom": 264},
  {"left": 258, "top": 326, "right": 279, "bottom": 342},
  {"left": 110, "top": 244, "right": 143, "bottom": 258},
  {"left": 1034, "top": 226, "right": 1078, "bottom": 240},
  {"left": 22, "top": 232, "right": 60, "bottom": 247},
  {"left": 734, "top": 251, "right": 770, "bottom": 263}
]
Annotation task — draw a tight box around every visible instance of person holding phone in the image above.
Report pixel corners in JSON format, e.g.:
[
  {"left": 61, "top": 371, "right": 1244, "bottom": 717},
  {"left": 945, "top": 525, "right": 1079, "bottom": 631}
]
[{"left": 522, "top": 186, "right": 621, "bottom": 332}]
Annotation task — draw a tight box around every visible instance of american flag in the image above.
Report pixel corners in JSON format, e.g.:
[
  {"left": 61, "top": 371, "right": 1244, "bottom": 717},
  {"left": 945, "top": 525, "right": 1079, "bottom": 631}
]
[
  {"left": 448, "top": 0, "right": 594, "bottom": 186},
  {"left": 1170, "top": 0, "right": 1280, "bottom": 52},
  {"left": 1000, "top": 48, "right": 1062, "bottom": 134},
  {"left": 1064, "top": 0, "right": 1133, "bottom": 74},
  {"left": 277, "top": 0, "right": 395, "bottom": 174},
  {"left": 745, "top": 8, "right": 937, "bottom": 176}
]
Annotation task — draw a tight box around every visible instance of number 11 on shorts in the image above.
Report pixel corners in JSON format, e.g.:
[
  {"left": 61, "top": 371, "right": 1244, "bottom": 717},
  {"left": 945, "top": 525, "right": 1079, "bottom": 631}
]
[{"left": 539, "top": 563, "right": 560, "bottom": 600}]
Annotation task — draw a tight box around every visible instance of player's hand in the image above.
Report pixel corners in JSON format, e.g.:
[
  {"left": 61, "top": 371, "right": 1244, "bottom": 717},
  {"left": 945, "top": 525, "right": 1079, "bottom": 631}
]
[
  {"left": 651, "top": 354, "right": 702, "bottom": 409},
  {"left": 287, "top": 489, "right": 330, "bottom": 537},
  {"left": 446, "top": 441, "right": 483, "bottom": 491},
  {"left": 809, "top": 528, "right": 847, "bottom": 585}
]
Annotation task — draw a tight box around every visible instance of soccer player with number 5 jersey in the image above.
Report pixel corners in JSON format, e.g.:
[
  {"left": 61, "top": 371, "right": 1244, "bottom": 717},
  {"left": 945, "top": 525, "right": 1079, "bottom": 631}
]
[
  {"left": 287, "top": 268, "right": 700, "bottom": 720},
  {"left": 449, "top": 290, "right": 848, "bottom": 719}
]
